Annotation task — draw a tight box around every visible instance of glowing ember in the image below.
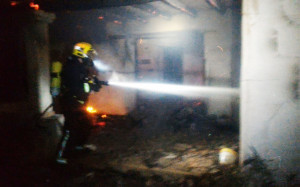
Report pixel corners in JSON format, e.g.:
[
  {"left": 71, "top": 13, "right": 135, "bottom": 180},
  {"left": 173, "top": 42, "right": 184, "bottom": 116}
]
[
  {"left": 195, "top": 102, "right": 202, "bottom": 106},
  {"left": 217, "top": 45, "right": 224, "bottom": 52},
  {"left": 139, "top": 39, "right": 143, "bottom": 44},
  {"left": 86, "top": 106, "right": 97, "bottom": 114},
  {"left": 208, "top": 0, "right": 218, "bottom": 8},
  {"left": 113, "top": 20, "right": 122, "bottom": 24},
  {"left": 29, "top": 2, "right": 39, "bottom": 10},
  {"left": 101, "top": 114, "right": 107, "bottom": 118},
  {"left": 97, "top": 122, "right": 106, "bottom": 126},
  {"left": 10, "top": 1, "right": 17, "bottom": 6}
]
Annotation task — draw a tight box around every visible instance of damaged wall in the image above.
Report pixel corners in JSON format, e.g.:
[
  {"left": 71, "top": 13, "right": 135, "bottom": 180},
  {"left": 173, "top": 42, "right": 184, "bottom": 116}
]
[
  {"left": 123, "top": 9, "right": 235, "bottom": 117},
  {"left": 135, "top": 31, "right": 204, "bottom": 85},
  {"left": 241, "top": 0, "right": 300, "bottom": 184},
  {"left": 50, "top": 4, "right": 237, "bottom": 119}
]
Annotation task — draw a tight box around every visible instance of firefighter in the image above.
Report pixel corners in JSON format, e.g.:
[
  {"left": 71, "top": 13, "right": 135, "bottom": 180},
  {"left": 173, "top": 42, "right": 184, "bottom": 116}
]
[{"left": 56, "top": 42, "right": 104, "bottom": 164}]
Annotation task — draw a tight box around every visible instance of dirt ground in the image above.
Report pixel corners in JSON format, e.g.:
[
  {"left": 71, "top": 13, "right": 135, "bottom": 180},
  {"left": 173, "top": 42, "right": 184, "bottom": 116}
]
[
  {"left": 1, "top": 97, "right": 297, "bottom": 186},
  {"left": 4, "top": 111, "right": 293, "bottom": 186},
  {"left": 87, "top": 115, "right": 239, "bottom": 177},
  {"left": 1, "top": 113, "right": 242, "bottom": 187}
]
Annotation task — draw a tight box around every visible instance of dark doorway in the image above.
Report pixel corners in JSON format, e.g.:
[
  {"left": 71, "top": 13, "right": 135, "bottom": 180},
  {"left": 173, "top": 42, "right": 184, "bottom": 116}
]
[{"left": 163, "top": 47, "right": 183, "bottom": 84}]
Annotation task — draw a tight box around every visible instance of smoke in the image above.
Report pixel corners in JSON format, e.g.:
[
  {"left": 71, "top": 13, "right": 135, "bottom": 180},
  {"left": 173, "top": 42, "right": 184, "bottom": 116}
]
[
  {"left": 93, "top": 59, "right": 111, "bottom": 71},
  {"left": 109, "top": 81, "right": 240, "bottom": 98}
]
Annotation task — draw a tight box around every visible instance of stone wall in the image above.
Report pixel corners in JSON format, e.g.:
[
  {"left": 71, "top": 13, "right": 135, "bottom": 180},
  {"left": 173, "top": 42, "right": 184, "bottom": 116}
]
[{"left": 0, "top": 10, "right": 55, "bottom": 118}]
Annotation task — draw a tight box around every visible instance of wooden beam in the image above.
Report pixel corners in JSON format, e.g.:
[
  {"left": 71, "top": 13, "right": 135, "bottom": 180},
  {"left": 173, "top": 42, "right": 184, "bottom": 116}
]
[
  {"left": 133, "top": 3, "right": 171, "bottom": 20},
  {"left": 161, "top": 0, "right": 196, "bottom": 17},
  {"left": 37, "top": 0, "right": 161, "bottom": 11},
  {"left": 1, "top": 0, "right": 161, "bottom": 11}
]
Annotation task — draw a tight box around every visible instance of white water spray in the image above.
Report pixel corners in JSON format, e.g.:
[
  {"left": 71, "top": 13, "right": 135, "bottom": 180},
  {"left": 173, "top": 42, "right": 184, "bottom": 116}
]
[
  {"left": 93, "top": 60, "right": 111, "bottom": 71},
  {"left": 109, "top": 81, "right": 240, "bottom": 98}
]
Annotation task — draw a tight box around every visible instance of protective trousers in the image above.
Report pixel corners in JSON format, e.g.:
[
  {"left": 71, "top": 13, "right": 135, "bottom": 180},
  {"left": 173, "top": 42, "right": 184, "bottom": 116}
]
[{"left": 56, "top": 96, "right": 92, "bottom": 159}]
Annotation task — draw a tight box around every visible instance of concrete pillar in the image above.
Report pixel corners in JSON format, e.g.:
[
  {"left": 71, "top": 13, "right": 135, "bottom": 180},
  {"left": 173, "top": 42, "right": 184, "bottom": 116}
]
[
  {"left": 241, "top": 0, "right": 300, "bottom": 183},
  {"left": 203, "top": 31, "right": 233, "bottom": 116},
  {"left": 23, "top": 11, "right": 55, "bottom": 114}
]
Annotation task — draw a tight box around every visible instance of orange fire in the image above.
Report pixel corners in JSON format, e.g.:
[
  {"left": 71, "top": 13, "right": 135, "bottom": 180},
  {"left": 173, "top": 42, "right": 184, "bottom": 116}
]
[
  {"left": 29, "top": 2, "right": 39, "bottom": 10},
  {"left": 101, "top": 114, "right": 107, "bottom": 119},
  {"left": 86, "top": 106, "right": 97, "bottom": 114}
]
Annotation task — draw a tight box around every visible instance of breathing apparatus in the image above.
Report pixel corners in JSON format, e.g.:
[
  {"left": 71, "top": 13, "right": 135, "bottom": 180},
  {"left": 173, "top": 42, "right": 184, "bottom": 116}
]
[{"left": 50, "top": 61, "right": 62, "bottom": 97}]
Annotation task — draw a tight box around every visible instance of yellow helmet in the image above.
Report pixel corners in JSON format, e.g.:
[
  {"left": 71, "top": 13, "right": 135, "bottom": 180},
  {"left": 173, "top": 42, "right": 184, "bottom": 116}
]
[{"left": 73, "top": 42, "right": 96, "bottom": 58}]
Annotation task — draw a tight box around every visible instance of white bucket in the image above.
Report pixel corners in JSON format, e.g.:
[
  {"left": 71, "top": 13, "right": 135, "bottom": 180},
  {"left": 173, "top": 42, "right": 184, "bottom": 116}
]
[{"left": 219, "top": 148, "right": 238, "bottom": 165}]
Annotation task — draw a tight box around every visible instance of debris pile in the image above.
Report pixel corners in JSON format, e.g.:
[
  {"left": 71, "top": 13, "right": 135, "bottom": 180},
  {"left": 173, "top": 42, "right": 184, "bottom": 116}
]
[{"left": 86, "top": 113, "right": 239, "bottom": 185}]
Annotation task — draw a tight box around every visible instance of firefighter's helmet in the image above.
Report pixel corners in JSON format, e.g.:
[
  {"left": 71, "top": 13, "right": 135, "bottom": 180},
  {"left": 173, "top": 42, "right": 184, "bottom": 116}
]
[{"left": 73, "top": 42, "right": 97, "bottom": 58}]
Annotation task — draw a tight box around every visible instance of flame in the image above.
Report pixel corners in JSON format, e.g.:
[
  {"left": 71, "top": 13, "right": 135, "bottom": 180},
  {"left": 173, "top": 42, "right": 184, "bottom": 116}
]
[
  {"left": 29, "top": 2, "right": 39, "bottom": 10},
  {"left": 101, "top": 114, "right": 107, "bottom": 119},
  {"left": 86, "top": 106, "right": 97, "bottom": 114}
]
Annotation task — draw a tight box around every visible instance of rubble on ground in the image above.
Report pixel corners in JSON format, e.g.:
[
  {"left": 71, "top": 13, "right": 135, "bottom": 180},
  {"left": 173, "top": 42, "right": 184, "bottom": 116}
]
[
  {"left": 85, "top": 113, "right": 239, "bottom": 185},
  {"left": 3, "top": 113, "right": 287, "bottom": 186}
]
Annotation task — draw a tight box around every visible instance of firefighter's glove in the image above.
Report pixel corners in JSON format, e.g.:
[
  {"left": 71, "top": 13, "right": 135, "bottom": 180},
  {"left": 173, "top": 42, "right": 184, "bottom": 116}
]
[
  {"left": 90, "top": 77, "right": 108, "bottom": 92},
  {"left": 90, "top": 78, "right": 101, "bottom": 92}
]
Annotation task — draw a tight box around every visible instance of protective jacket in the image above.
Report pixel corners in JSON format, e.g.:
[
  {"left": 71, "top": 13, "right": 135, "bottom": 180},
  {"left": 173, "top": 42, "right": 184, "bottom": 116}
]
[
  {"left": 57, "top": 55, "right": 96, "bottom": 162},
  {"left": 61, "top": 55, "right": 92, "bottom": 103}
]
